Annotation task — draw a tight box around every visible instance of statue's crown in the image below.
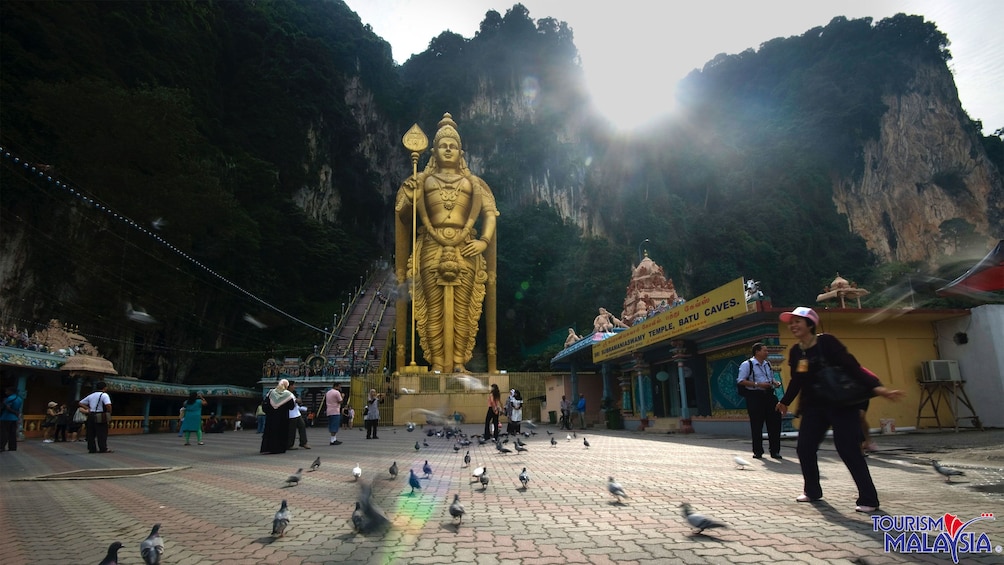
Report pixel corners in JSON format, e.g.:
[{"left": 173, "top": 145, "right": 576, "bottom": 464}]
[{"left": 434, "top": 113, "right": 461, "bottom": 148}]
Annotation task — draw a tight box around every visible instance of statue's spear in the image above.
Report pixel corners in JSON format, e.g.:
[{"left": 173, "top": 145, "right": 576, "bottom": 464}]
[{"left": 402, "top": 124, "right": 428, "bottom": 369}]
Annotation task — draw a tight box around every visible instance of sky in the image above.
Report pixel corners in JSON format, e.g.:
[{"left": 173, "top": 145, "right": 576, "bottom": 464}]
[{"left": 342, "top": 0, "right": 1003, "bottom": 134}]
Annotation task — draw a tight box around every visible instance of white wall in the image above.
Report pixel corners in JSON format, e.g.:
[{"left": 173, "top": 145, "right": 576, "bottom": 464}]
[{"left": 936, "top": 304, "right": 1004, "bottom": 428}]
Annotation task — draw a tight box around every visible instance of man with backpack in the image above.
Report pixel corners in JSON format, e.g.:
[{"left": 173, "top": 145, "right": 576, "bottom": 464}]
[{"left": 737, "top": 342, "right": 782, "bottom": 459}]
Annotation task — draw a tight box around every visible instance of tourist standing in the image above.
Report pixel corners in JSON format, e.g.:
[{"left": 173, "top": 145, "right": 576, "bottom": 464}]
[
  {"left": 325, "top": 383, "right": 343, "bottom": 445},
  {"left": 80, "top": 381, "right": 112, "bottom": 454}
]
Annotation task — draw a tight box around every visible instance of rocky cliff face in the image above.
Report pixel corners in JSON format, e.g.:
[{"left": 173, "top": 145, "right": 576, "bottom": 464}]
[{"left": 832, "top": 62, "right": 1003, "bottom": 264}]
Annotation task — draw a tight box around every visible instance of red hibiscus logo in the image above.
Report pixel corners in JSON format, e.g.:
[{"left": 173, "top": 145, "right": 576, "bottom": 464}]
[{"left": 943, "top": 513, "right": 963, "bottom": 537}]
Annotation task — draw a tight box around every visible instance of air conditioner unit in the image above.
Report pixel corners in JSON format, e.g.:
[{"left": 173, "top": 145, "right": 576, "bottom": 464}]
[{"left": 920, "top": 360, "right": 961, "bottom": 382}]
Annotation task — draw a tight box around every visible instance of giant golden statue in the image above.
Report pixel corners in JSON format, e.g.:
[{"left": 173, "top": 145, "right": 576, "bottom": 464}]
[{"left": 395, "top": 113, "right": 499, "bottom": 373}]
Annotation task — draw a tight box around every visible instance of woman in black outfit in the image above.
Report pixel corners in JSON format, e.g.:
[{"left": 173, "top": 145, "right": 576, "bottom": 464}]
[
  {"left": 483, "top": 384, "right": 501, "bottom": 440},
  {"left": 775, "top": 307, "right": 903, "bottom": 513}
]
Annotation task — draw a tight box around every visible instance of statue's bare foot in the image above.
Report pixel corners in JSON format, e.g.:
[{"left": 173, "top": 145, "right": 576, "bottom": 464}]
[
  {"left": 431, "top": 364, "right": 444, "bottom": 373},
  {"left": 452, "top": 365, "right": 467, "bottom": 373}
]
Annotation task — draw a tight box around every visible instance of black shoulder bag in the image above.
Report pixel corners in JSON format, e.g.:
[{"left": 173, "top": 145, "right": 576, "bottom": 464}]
[{"left": 737, "top": 360, "right": 755, "bottom": 398}]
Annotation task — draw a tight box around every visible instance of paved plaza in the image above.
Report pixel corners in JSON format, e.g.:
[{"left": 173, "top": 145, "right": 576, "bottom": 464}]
[{"left": 1, "top": 424, "right": 1001, "bottom": 565}]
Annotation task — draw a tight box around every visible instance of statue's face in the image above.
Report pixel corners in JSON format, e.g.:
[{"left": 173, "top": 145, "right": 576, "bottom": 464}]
[{"left": 435, "top": 137, "right": 461, "bottom": 166}]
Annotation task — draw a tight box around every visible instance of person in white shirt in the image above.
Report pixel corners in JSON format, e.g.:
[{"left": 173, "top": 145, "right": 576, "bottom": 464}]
[
  {"left": 737, "top": 342, "right": 782, "bottom": 459},
  {"left": 286, "top": 382, "right": 310, "bottom": 450},
  {"left": 79, "top": 381, "right": 112, "bottom": 453}
]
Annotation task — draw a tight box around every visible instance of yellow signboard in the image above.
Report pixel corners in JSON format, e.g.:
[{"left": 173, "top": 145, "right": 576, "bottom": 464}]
[{"left": 592, "top": 277, "right": 748, "bottom": 362}]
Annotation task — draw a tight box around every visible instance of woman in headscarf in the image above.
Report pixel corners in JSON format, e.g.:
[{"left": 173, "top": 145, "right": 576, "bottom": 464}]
[{"left": 260, "top": 379, "right": 295, "bottom": 454}]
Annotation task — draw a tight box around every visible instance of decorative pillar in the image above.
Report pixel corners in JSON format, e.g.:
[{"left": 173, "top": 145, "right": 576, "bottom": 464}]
[
  {"left": 601, "top": 363, "right": 611, "bottom": 405},
  {"left": 617, "top": 371, "right": 632, "bottom": 414},
  {"left": 142, "top": 395, "right": 152, "bottom": 434},
  {"left": 569, "top": 362, "right": 578, "bottom": 401},
  {"left": 672, "top": 340, "right": 694, "bottom": 433}
]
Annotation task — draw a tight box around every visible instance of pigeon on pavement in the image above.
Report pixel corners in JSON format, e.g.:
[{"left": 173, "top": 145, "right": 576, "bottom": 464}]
[
  {"left": 515, "top": 443, "right": 528, "bottom": 453},
  {"left": 519, "top": 467, "right": 530, "bottom": 489},
  {"left": 423, "top": 460, "right": 433, "bottom": 478},
  {"left": 734, "top": 456, "right": 753, "bottom": 470},
  {"left": 566, "top": 434, "right": 572, "bottom": 442},
  {"left": 408, "top": 469, "right": 422, "bottom": 494},
  {"left": 449, "top": 493, "right": 465, "bottom": 524},
  {"left": 406, "top": 422, "right": 415, "bottom": 432},
  {"left": 272, "top": 500, "right": 290, "bottom": 538},
  {"left": 285, "top": 468, "right": 303, "bottom": 487},
  {"left": 471, "top": 466, "right": 485, "bottom": 482},
  {"left": 356, "top": 480, "right": 390, "bottom": 534},
  {"left": 389, "top": 461, "right": 398, "bottom": 479},
  {"left": 932, "top": 460, "right": 965, "bottom": 482},
  {"left": 479, "top": 470, "right": 490, "bottom": 490},
  {"left": 353, "top": 463, "right": 362, "bottom": 481},
  {"left": 607, "top": 477, "right": 628, "bottom": 503},
  {"left": 583, "top": 437, "right": 590, "bottom": 449},
  {"left": 679, "top": 502, "right": 728, "bottom": 535},
  {"left": 139, "top": 523, "right": 163, "bottom": 565},
  {"left": 99, "top": 542, "right": 124, "bottom": 565},
  {"left": 415, "top": 441, "right": 421, "bottom": 451},
  {"left": 550, "top": 436, "right": 557, "bottom": 447},
  {"left": 309, "top": 457, "right": 321, "bottom": 472},
  {"left": 463, "top": 450, "right": 471, "bottom": 467},
  {"left": 351, "top": 501, "right": 366, "bottom": 532}
]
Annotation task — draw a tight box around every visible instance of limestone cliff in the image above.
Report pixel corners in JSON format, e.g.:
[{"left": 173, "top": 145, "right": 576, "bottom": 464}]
[{"left": 832, "top": 62, "right": 1003, "bottom": 264}]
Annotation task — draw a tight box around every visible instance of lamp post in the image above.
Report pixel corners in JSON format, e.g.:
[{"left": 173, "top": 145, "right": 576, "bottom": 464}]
[{"left": 637, "top": 238, "right": 650, "bottom": 263}]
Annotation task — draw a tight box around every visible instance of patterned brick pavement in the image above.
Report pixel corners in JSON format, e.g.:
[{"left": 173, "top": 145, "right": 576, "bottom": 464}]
[{"left": 0, "top": 426, "right": 1001, "bottom": 564}]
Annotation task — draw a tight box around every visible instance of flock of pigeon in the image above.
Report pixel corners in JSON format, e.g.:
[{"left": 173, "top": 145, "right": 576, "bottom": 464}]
[{"left": 94, "top": 421, "right": 970, "bottom": 562}]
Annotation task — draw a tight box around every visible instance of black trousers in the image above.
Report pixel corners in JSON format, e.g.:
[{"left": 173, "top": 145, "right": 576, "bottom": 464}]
[
  {"left": 0, "top": 419, "right": 18, "bottom": 451},
  {"left": 86, "top": 416, "right": 109, "bottom": 453},
  {"left": 746, "top": 391, "right": 781, "bottom": 456},
  {"left": 287, "top": 415, "right": 308, "bottom": 447},
  {"left": 796, "top": 405, "right": 879, "bottom": 507},
  {"left": 483, "top": 408, "right": 499, "bottom": 440},
  {"left": 364, "top": 418, "right": 379, "bottom": 438}
]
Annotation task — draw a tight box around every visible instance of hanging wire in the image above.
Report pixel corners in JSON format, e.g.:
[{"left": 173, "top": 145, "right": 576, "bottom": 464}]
[{"left": 0, "top": 143, "right": 337, "bottom": 343}]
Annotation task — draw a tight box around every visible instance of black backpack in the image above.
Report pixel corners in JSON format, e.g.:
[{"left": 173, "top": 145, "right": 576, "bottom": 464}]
[{"left": 736, "top": 360, "right": 755, "bottom": 398}]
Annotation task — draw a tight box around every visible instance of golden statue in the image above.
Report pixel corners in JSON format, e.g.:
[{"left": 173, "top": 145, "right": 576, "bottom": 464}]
[{"left": 395, "top": 113, "right": 499, "bottom": 373}]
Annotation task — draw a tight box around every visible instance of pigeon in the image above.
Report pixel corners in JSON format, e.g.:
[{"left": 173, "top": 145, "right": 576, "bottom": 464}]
[
  {"left": 150, "top": 217, "right": 166, "bottom": 230},
  {"left": 583, "top": 437, "right": 590, "bottom": 449},
  {"left": 573, "top": 432, "right": 577, "bottom": 438},
  {"left": 309, "top": 456, "right": 321, "bottom": 472},
  {"left": 415, "top": 441, "right": 421, "bottom": 451},
  {"left": 126, "top": 302, "right": 157, "bottom": 324},
  {"left": 519, "top": 467, "right": 530, "bottom": 489},
  {"left": 463, "top": 450, "right": 471, "bottom": 467},
  {"left": 546, "top": 429, "right": 553, "bottom": 435},
  {"left": 389, "top": 461, "right": 398, "bottom": 479},
  {"left": 524, "top": 419, "right": 537, "bottom": 430},
  {"left": 285, "top": 468, "right": 303, "bottom": 486},
  {"left": 566, "top": 434, "right": 572, "bottom": 441},
  {"left": 406, "top": 422, "right": 416, "bottom": 432},
  {"left": 479, "top": 470, "right": 490, "bottom": 489},
  {"left": 515, "top": 437, "right": 526, "bottom": 447},
  {"left": 451, "top": 374, "right": 489, "bottom": 392},
  {"left": 400, "top": 387, "right": 416, "bottom": 394},
  {"left": 515, "top": 443, "right": 528, "bottom": 453},
  {"left": 550, "top": 437, "right": 557, "bottom": 447},
  {"left": 355, "top": 480, "right": 390, "bottom": 534},
  {"left": 453, "top": 443, "right": 461, "bottom": 452},
  {"left": 734, "top": 456, "right": 752, "bottom": 470},
  {"left": 679, "top": 502, "right": 728, "bottom": 535},
  {"left": 408, "top": 469, "right": 422, "bottom": 494},
  {"left": 422, "top": 460, "right": 433, "bottom": 478},
  {"left": 932, "top": 460, "right": 965, "bottom": 482},
  {"left": 99, "top": 542, "right": 124, "bottom": 565},
  {"left": 140, "top": 523, "right": 163, "bottom": 565},
  {"left": 242, "top": 313, "right": 267, "bottom": 329},
  {"left": 607, "top": 477, "right": 628, "bottom": 503},
  {"left": 271, "top": 499, "right": 290, "bottom": 538},
  {"left": 351, "top": 501, "right": 366, "bottom": 532},
  {"left": 496, "top": 442, "right": 512, "bottom": 454},
  {"left": 352, "top": 463, "right": 362, "bottom": 481},
  {"left": 423, "top": 439, "right": 429, "bottom": 447},
  {"left": 449, "top": 493, "right": 465, "bottom": 524},
  {"left": 471, "top": 466, "right": 485, "bottom": 482}
]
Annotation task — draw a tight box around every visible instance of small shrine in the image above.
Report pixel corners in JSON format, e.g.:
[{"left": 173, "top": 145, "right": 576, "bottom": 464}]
[
  {"left": 620, "top": 252, "right": 684, "bottom": 326},
  {"left": 816, "top": 273, "right": 869, "bottom": 308}
]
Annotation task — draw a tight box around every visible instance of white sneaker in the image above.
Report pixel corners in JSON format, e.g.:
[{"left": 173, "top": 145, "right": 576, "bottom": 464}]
[{"left": 43, "top": 439, "right": 54, "bottom": 443}]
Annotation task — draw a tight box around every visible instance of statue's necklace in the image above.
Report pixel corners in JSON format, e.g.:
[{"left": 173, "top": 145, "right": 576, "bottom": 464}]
[{"left": 432, "top": 173, "right": 462, "bottom": 211}]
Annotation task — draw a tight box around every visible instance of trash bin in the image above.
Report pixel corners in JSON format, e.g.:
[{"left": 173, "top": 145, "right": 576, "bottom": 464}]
[{"left": 548, "top": 410, "right": 557, "bottom": 425}]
